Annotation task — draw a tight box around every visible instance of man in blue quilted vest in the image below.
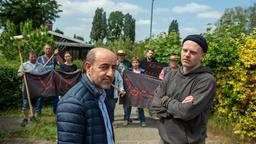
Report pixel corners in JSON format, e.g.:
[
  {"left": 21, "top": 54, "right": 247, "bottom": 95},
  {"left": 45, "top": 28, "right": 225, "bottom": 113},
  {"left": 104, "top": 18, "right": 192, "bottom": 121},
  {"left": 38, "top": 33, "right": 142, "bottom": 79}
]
[{"left": 57, "top": 48, "right": 117, "bottom": 144}]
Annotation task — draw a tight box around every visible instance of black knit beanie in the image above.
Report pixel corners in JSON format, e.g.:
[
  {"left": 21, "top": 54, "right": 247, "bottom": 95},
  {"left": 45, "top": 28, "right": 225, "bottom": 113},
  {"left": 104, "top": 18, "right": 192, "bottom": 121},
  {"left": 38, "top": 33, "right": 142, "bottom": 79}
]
[{"left": 182, "top": 34, "right": 208, "bottom": 53}]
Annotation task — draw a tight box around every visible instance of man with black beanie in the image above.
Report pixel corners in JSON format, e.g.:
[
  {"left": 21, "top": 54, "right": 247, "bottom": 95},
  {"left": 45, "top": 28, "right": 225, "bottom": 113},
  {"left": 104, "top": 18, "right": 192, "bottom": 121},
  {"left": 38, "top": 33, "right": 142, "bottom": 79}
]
[{"left": 150, "top": 34, "right": 216, "bottom": 144}]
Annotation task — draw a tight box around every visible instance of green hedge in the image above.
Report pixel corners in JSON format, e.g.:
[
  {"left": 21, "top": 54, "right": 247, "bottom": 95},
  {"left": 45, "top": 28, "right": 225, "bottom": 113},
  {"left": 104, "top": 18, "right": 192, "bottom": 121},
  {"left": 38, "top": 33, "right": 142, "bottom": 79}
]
[{"left": 0, "top": 57, "right": 22, "bottom": 110}]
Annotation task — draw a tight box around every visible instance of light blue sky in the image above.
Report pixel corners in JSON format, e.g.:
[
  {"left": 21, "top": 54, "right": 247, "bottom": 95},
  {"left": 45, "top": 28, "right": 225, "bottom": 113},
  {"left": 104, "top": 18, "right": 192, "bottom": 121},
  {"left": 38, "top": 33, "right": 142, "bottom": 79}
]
[{"left": 54, "top": 0, "right": 254, "bottom": 42}]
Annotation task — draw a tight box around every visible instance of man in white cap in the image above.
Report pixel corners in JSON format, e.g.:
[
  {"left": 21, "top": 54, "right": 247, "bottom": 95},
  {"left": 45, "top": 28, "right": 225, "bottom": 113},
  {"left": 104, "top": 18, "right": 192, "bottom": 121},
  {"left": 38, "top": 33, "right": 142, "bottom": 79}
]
[
  {"left": 158, "top": 55, "right": 179, "bottom": 80},
  {"left": 117, "top": 50, "right": 131, "bottom": 73}
]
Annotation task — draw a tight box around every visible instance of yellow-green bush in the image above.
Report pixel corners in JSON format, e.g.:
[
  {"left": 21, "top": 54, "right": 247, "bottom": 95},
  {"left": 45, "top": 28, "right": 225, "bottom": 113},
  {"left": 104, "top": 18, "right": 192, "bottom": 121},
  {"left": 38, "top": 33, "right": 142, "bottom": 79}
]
[{"left": 213, "top": 31, "right": 256, "bottom": 139}]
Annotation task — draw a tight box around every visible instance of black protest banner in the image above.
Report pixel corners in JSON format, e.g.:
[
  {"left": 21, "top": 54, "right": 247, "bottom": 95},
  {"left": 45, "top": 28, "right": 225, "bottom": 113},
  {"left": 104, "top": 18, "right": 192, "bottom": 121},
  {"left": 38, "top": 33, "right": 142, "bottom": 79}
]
[
  {"left": 145, "top": 62, "right": 166, "bottom": 78},
  {"left": 24, "top": 70, "right": 81, "bottom": 98},
  {"left": 54, "top": 71, "right": 82, "bottom": 96},
  {"left": 123, "top": 70, "right": 161, "bottom": 108}
]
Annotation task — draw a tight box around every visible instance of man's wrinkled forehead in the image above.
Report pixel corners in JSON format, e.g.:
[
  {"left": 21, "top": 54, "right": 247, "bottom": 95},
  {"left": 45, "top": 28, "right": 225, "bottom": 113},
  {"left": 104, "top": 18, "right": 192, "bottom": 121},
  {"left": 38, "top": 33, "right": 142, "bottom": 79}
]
[
  {"left": 95, "top": 54, "right": 116, "bottom": 64},
  {"left": 44, "top": 45, "right": 51, "bottom": 49}
]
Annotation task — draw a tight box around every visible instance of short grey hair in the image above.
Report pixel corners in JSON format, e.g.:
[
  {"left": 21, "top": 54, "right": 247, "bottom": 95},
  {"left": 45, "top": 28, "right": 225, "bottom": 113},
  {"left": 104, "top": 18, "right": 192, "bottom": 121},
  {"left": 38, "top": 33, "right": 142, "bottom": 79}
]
[{"left": 85, "top": 49, "right": 96, "bottom": 63}]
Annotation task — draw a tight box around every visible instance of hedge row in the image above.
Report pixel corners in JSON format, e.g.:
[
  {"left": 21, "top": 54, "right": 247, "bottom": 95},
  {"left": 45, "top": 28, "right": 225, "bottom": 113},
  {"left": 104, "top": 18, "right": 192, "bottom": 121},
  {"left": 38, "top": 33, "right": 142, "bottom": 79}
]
[
  {"left": 212, "top": 32, "right": 256, "bottom": 139},
  {"left": 0, "top": 57, "right": 22, "bottom": 111}
]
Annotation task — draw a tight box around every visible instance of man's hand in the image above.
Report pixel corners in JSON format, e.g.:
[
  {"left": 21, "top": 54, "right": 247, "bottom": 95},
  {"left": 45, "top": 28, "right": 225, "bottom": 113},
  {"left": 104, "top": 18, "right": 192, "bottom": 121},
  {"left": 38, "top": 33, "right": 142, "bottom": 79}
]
[
  {"left": 19, "top": 71, "right": 25, "bottom": 77},
  {"left": 119, "top": 90, "right": 126, "bottom": 97},
  {"left": 54, "top": 49, "right": 59, "bottom": 55},
  {"left": 182, "top": 95, "right": 194, "bottom": 103},
  {"left": 161, "top": 96, "right": 171, "bottom": 107}
]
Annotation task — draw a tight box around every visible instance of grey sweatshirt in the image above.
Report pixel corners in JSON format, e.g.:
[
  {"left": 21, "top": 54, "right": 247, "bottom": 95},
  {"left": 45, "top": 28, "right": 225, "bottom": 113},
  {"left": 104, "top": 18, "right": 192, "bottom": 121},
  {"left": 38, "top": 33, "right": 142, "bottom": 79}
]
[{"left": 151, "top": 66, "right": 216, "bottom": 144}]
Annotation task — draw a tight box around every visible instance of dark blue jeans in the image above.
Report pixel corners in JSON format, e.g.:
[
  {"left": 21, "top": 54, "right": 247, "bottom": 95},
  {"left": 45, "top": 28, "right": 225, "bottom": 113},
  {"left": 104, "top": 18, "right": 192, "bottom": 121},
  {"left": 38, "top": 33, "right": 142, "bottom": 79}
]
[
  {"left": 35, "top": 96, "right": 59, "bottom": 114},
  {"left": 124, "top": 106, "right": 145, "bottom": 122}
]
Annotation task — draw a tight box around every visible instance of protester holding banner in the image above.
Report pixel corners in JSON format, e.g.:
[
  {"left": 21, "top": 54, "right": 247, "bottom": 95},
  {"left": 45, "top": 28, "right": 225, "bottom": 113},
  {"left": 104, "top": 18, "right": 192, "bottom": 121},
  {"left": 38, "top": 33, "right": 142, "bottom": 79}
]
[
  {"left": 106, "top": 70, "right": 126, "bottom": 125},
  {"left": 57, "top": 48, "right": 116, "bottom": 144},
  {"left": 60, "top": 51, "right": 77, "bottom": 72},
  {"left": 35, "top": 43, "right": 63, "bottom": 115},
  {"left": 18, "top": 51, "right": 46, "bottom": 127},
  {"left": 124, "top": 56, "right": 146, "bottom": 127},
  {"left": 117, "top": 50, "right": 131, "bottom": 73},
  {"left": 150, "top": 34, "right": 216, "bottom": 144},
  {"left": 140, "top": 49, "right": 157, "bottom": 71},
  {"left": 158, "top": 55, "right": 179, "bottom": 80}
]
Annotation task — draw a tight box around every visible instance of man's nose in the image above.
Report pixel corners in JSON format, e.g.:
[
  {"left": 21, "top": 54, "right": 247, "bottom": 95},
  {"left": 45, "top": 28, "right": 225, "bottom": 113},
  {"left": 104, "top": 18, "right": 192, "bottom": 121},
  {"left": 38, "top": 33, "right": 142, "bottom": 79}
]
[
  {"left": 106, "top": 67, "right": 115, "bottom": 77},
  {"left": 185, "top": 51, "right": 190, "bottom": 57}
]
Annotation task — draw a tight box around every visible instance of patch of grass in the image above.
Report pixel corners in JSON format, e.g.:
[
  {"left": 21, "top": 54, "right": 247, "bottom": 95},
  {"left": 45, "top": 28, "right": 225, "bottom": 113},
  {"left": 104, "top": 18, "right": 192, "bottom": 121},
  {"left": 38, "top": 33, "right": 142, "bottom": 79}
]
[
  {"left": 0, "top": 106, "right": 56, "bottom": 141},
  {"left": 207, "top": 114, "right": 256, "bottom": 144},
  {"left": 0, "top": 107, "right": 21, "bottom": 117}
]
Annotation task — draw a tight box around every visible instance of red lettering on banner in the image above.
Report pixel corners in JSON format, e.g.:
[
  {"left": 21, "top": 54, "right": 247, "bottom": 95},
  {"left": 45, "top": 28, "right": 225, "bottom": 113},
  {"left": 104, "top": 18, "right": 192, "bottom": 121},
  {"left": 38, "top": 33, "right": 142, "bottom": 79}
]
[{"left": 39, "top": 77, "right": 55, "bottom": 90}]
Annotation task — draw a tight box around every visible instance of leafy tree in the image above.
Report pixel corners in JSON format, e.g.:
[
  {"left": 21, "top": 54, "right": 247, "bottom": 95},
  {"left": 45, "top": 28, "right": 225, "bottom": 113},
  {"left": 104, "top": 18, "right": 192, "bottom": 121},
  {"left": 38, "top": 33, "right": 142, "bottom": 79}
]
[
  {"left": 217, "top": 7, "right": 246, "bottom": 36},
  {"left": 0, "top": 20, "right": 54, "bottom": 60},
  {"left": 247, "top": 3, "right": 256, "bottom": 32},
  {"left": 215, "top": 4, "right": 256, "bottom": 36},
  {"left": 168, "top": 19, "right": 179, "bottom": 34},
  {"left": 106, "top": 37, "right": 132, "bottom": 54},
  {"left": 203, "top": 4, "right": 256, "bottom": 69},
  {"left": 90, "top": 7, "right": 107, "bottom": 41},
  {"left": 145, "top": 32, "right": 181, "bottom": 63},
  {"left": 107, "top": 11, "right": 124, "bottom": 41},
  {"left": 0, "top": 0, "right": 62, "bottom": 33},
  {"left": 123, "top": 13, "right": 135, "bottom": 42},
  {"left": 168, "top": 19, "right": 180, "bottom": 42}
]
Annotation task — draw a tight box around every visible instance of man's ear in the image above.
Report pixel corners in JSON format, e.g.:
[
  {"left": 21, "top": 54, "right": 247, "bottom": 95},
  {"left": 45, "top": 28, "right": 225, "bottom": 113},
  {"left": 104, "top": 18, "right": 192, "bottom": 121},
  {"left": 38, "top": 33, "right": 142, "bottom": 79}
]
[{"left": 84, "top": 62, "right": 91, "bottom": 72}]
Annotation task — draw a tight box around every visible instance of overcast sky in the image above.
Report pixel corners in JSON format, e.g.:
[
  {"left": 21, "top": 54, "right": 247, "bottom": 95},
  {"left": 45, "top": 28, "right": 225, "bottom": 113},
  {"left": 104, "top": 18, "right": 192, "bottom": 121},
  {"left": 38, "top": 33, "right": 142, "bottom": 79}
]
[{"left": 54, "top": 0, "right": 254, "bottom": 42}]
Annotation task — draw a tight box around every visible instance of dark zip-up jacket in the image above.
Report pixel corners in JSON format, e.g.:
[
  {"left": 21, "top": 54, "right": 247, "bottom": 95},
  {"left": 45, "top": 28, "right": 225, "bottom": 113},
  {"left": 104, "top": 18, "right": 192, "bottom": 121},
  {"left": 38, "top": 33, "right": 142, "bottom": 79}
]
[
  {"left": 57, "top": 74, "right": 113, "bottom": 144},
  {"left": 151, "top": 66, "right": 216, "bottom": 144}
]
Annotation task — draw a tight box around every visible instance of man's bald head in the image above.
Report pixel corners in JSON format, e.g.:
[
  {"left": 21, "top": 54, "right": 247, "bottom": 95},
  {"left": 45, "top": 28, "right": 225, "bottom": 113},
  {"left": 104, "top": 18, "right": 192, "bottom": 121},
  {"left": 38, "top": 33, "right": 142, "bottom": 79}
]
[
  {"left": 86, "top": 48, "right": 116, "bottom": 64},
  {"left": 84, "top": 48, "right": 117, "bottom": 89}
]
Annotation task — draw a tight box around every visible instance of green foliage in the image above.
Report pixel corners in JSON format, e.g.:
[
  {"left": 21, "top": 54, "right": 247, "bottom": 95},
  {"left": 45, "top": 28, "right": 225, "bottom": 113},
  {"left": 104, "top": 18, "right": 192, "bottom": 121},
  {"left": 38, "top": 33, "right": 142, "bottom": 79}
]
[
  {"left": 145, "top": 32, "right": 181, "bottom": 63},
  {"left": 91, "top": 9, "right": 135, "bottom": 43},
  {"left": 90, "top": 8, "right": 107, "bottom": 42},
  {"left": 0, "top": 57, "right": 21, "bottom": 111},
  {"left": 204, "top": 4, "right": 256, "bottom": 139},
  {"left": 0, "top": 20, "right": 19, "bottom": 60},
  {"left": 107, "top": 11, "right": 124, "bottom": 41},
  {"left": 130, "top": 39, "right": 149, "bottom": 60},
  {"left": 94, "top": 39, "right": 105, "bottom": 48},
  {"left": 123, "top": 13, "right": 135, "bottom": 43},
  {"left": 247, "top": 3, "right": 256, "bottom": 31},
  {"left": 203, "top": 28, "right": 239, "bottom": 69},
  {"left": 0, "top": 106, "right": 57, "bottom": 141},
  {"left": 0, "top": 20, "right": 54, "bottom": 61},
  {"left": 212, "top": 31, "right": 256, "bottom": 140},
  {"left": 73, "top": 59, "right": 83, "bottom": 71},
  {"left": 215, "top": 4, "right": 256, "bottom": 36},
  {"left": 0, "top": 0, "right": 62, "bottom": 33},
  {"left": 168, "top": 19, "right": 180, "bottom": 39},
  {"left": 106, "top": 37, "right": 132, "bottom": 54}
]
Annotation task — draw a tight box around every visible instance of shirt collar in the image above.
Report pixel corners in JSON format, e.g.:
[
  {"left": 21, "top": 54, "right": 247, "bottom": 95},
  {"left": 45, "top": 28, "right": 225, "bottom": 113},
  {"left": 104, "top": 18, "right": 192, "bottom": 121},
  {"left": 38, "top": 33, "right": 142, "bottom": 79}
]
[{"left": 99, "top": 90, "right": 106, "bottom": 102}]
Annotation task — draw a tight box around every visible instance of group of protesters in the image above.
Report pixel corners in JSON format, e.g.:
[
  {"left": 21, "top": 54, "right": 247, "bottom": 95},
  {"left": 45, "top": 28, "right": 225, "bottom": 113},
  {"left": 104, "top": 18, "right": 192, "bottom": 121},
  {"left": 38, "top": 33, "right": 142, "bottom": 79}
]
[
  {"left": 17, "top": 44, "right": 77, "bottom": 126},
  {"left": 18, "top": 34, "right": 216, "bottom": 144}
]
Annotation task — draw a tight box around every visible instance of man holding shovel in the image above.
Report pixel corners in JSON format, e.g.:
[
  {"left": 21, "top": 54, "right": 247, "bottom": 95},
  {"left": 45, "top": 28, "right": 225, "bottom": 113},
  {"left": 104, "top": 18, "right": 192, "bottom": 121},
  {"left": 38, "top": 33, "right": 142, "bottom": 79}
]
[{"left": 18, "top": 51, "right": 45, "bottom": 126}]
